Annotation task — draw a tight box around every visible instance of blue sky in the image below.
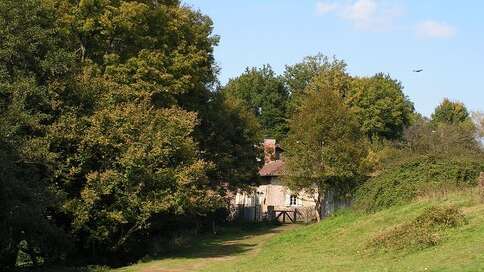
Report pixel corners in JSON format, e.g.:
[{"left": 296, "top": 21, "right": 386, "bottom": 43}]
[{"left": 183, "top": 0, "right": 483, "bottom": 116}]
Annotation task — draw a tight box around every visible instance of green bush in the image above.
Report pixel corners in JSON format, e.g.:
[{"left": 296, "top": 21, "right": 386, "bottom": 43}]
[
  {"left": 369, "top": 206, "right": 466, "bottom": 251},
  {"left": 414, "top": 205, "right": 466, "bottom": 228},
  {"left": 354, "top": 155, "right": 484, "bottom": 212}
]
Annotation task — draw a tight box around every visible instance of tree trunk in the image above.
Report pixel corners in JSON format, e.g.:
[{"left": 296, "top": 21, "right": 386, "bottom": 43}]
[
  {"left": 314, "top": 186, "right": 327, "bottom": 222},
  {"left": 80, "top": 43, "right": 86, "bottom": 63},
  {"left": 314, "top": 199, "right": 321, "bottom": 222},
  {"left": 113, "top": 223, "right": 141, "bottom": 251},
  {"left": 211, "top": 220, "right": 217, "bottom": 235}
]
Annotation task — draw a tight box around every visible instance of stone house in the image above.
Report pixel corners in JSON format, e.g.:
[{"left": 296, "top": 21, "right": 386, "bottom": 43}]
[
  {"left": 234, "top": 139, "right": 317, "bottom": 221},
  {"left": 234, "top": 139, "right": 351, "bottom": 222}
]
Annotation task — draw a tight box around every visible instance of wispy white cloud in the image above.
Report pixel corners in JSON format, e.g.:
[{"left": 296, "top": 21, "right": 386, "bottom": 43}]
[
  {"left": 315, "top": 0, "right": 403, "bottom": 32},
  {"left": 416, "top": 20, "right": 456, "bottom": 39},
  {"left": 341, "top": 0, "right": 379, "bottom": 29},
  {"left": 316, "top": 2, "right": 338, "bottom": 15}
]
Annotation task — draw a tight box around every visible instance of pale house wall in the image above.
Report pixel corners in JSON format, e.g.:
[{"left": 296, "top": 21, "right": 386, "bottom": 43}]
[
  {"left": 233, "top": 138, "right": 340, "bottom": 222},
  {"left": 235, "top": 176, "right": 317, "bottom": 212}
]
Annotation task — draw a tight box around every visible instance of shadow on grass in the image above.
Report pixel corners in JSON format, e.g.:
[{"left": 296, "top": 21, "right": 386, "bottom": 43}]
[
  {"left": 27, "top": 223, "right": 286, "bottom": 272},
  {"left": 161, "top": 223, "right": 284, "bottom": 260}
]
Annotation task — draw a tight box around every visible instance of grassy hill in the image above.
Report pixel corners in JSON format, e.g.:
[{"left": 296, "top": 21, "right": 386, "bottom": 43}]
[
  {"left": 48, "top": 188, "right": 483, "bottom": 272},
  {"left": 200, "top": 189, "right": 484, "bottom": 272}
]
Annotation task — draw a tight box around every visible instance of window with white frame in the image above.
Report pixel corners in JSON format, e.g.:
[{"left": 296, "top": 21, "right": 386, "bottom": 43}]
[{"left": 290, "top": 195, "right": 297, "bottom": 206}]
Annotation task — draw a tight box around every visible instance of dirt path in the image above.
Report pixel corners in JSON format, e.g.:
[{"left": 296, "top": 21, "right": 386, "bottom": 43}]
[{"left": 115, "top": 224, "right": 297, "bottom": 272}]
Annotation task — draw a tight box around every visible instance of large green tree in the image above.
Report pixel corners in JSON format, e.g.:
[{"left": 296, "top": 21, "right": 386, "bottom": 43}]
[
  {"left": 284, "top": 54, "right": 348, "bottom": 113},
  {"left": 223, "top": 65, "right": 289, "bottom": 140},
  {"left": 0, "top": 0, "right": 261, "bottom": 267},
  {"left": 55, "top": 105, "right": 220, "bottom": 259},
  {"left": 348, "top": 73, "right": 414, "bottom": 140},
  {"left": 197, "top": 92, "right": 262, "bottom": 189},
  {"left": 41, "top": 0, "right": 223, "bottom": 262},
  {"left": 284, "top": 55, "right": 414, "bottom": 140},
  {"left": 44, "top": 0, "right": 258, "bottom": 262},
  {"left": 283, "top": 75, "right": 368, "bottom": 221},
  {"left": 432, "top": 98, "right": 470, "bottom": 125}
]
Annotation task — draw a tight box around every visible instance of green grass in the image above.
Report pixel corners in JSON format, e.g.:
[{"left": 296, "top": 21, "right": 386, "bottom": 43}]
[
  {"left": 55, "top": 189, "right": 484, "bottom": 272},
  {"left": 220, "top": 189, "right": 483, "bottom": 272},
  {"left": 109, "top": 223, "right": 297, "bottom": 272}
]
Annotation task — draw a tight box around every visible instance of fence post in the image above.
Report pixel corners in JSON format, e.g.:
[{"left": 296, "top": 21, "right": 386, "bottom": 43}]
[
  {"left": 267, "top": 206, "right": 275, "bottom": 222},
  {"left": 254, "top": 203, "right": 259, "bottom": 223},
  {"left": 237, "top": 204, "right": 243, "bottom": 222}
]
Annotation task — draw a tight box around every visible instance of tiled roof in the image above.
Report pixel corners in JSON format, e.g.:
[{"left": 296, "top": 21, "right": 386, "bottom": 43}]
[{"left": 259, "top": 160, "right": 285, "bottom": 177}]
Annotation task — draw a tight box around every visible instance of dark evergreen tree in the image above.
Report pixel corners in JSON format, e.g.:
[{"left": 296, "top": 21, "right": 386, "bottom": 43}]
[{"left": 223, "top": 65, "right": 289, "bottom": 140}]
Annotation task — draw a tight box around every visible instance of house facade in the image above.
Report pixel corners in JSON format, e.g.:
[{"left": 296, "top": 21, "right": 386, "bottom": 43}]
[
  {"left": 234, "top": 139, "right": 317, "bottom": 221},
  {"left": 234, "top": 139, "right": 351, "bottom": 222}
]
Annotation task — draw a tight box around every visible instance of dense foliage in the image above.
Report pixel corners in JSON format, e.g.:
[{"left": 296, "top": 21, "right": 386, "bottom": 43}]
[
  {"left": 354, "top": 99, "right": 483, "bottom": 213},
  {"left": 282, "top": 73, "right": 368, "bottom": 221},
  {"left": 432, "top": 98, "right": 470, "bottom": 124},
  {"left": 0, "top": 112, "right": 68, "bottom": 270},
  {"left": 283, "top": 54, "right": 348, "bottom": 113},
  {"left": 225, "top": 54, "right": 415, "bottom": 144},
  {"left": 0, "top": 0, "right": 260, "bottom": 269},
  {"left": 403, "top": 118, "right": 480, "bottom": 156},
  {"left": 354, "top": 155, "right": 484, "bottom": 212},
  {"left": 349, "top": 73, "right": 414, "bottom": 140},
  {"left": 222, "top": 65, "right": 289, "bottom": 140}
]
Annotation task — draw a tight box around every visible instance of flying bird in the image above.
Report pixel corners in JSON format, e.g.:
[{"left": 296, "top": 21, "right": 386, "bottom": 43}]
[{"left": 413, "top": 69, "right": 423, "bottom": 73}]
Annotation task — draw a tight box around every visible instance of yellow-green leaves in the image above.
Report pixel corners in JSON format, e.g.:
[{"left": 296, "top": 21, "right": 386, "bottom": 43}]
[
  {"left": 432, "top": 98, "right": 470, "bottom": 125},
  {"left": 0, "top": 0, "right": 255, "bottom": 265},
  {"left": 61, "top": 104, "right": 217, "bottom": 246},
  {"left": 348, "top": 73, "right": 414, "bottom": 140},
  {"left": 283, "top": 76, "right": 369, "bottom": 218}
]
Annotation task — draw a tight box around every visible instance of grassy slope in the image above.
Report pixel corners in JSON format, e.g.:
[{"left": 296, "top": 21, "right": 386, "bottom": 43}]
[
  {"left": 203, "top": 189, "right": 484, "bottom": 272},
  {"left": 103, "top": 189, "right": 483, "bottom": 272}
]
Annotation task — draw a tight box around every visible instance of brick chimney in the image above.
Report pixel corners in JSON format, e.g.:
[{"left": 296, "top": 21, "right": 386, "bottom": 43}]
[{"left": 263, "top": 139, "right": 277, "bottom": 165}]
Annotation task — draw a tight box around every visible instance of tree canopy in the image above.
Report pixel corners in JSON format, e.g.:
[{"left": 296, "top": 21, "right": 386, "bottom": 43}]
[
  {"left": 0, "top": 0, "right": 260, "bottom": 268},
  {"left": 282, "top": 54, "right": 414, "bottom": 141},
  {"left": 283, "top": 54, "right": 348, "bottom": 113},
  {"left": 348, "top": 73, "right": 414, "bottom": 140},
  {"left": 283, "top": 74, "right": 368, "bottom": 221},
  {"left": 222, "top": 65, "right": 289, "bottom": 140},
  {"left": 431, "top": 98, "right": 470, "bottom": 125}
]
